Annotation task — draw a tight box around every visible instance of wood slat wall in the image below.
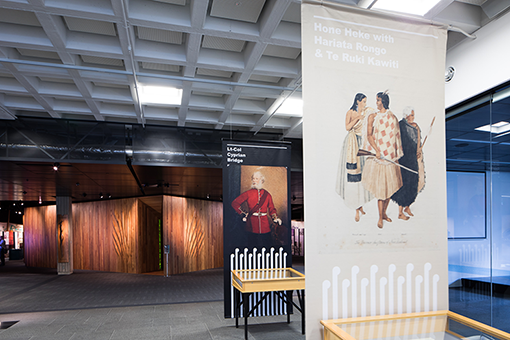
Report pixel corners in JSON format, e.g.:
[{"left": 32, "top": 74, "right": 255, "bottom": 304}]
[
  {"left": 24, "top": 206, "right": 57, "bottom": 268},
  {"left": 163, "top": 196, "right": 223, "bottom": 275},
  {"left": 24, "top": 195, "right": 223, "bottom": 275},
  {"left": 73, "top": 198, "right": 139, "bottom": 273},
  {"left": 138, "top": 199, "right": 161, "bottom": 273}
]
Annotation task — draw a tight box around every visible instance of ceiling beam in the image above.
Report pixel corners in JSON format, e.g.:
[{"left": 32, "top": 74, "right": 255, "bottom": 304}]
[{"left": 111, "top": 0, "right": 144, "bottom": 125}]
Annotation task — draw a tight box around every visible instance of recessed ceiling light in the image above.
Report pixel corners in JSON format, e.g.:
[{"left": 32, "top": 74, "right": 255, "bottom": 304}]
[
  {"left": 372, "top": 0, "right": 442, "bottom": 16},
  {"left": 139, "top": 85, "right": 183, "bottom": 105},
  {"left": 475, "top": 121, "right": 510, "bottom": 134},
  {"left": 275, "top": 97, "right": 303, "bottom": 116},
  {"left": 493, "top": 87, "right": 510, "bottom": 103}
]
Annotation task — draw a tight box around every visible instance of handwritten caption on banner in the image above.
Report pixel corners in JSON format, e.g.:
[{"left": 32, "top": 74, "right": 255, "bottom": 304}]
[{"left": 313, "top": 22, "right": 399, "bottom": 68}]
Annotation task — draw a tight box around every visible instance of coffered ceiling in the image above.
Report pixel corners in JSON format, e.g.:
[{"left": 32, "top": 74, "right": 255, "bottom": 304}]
[{"left": 0, "top": 0, "right": 508, "bottom": 139}]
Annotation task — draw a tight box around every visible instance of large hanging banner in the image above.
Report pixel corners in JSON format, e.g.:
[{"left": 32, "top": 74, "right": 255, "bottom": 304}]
[
  {"left": 222, "top": 140, "right": 292, "bottom": 318},
  {"left": 302, "top": 2, "right": 448, "bottom": 339}
]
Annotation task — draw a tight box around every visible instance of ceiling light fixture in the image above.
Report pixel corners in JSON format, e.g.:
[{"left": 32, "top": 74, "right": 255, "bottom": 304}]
[
  {"left": 275, "top": 97, "right": 303, "bottom": 116},
  {"left": 53, "top": 163, "right": 60, "bottom": 171},
  {"left": 139, "top": 85, "right": 183, "bottom": 105},
  {"left": 100, "top": 193, "right": 104, "bottom": 199},
  {"left": 475, "top": 121, "right": 510, "bottom": 134},
  {"left": 372, "top": 0, "right": 442, "bottom": 16},
  {"left": 493, "top": 87, "right": 510, "bottom": 103},
  {"left": 39, "top": 196, "right": 42, "bottom": 204}
]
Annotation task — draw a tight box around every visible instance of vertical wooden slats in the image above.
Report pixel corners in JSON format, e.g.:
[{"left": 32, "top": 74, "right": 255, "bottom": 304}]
[
  {"left": 71, "top": 198, "right": 138, "bottom": 273},
  {"left": 24, "top": 206, "right": 57, "bottom": 268},
  {"left": 163, "top": 195, "right": 223, "bottom": 275},
  {"left": 24, "top": 195, "right": 223, "bottom": 275},
  {"left": 138, "top": 199, "right": 161, "bottom": 273}
]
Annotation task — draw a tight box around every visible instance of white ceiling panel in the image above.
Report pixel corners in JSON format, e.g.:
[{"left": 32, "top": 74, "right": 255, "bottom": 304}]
[
  {"left": 64, "top": 16, "right": 116, "bottom": 36},
  {"left": 196, "top": 68, "right": 232, "bottom": 78},
  {"left": 143, "top": 106, "right": 179, "bottom": 119},
  {"left": 0, "top": 77, "right": 26, "bottom": 93},
  {"left": 152, "top": 0, "right": 186, "bottom": 5},
  {"left": 201, "top": 36, "right": 245, "bottom": 52},
  {"left": 192, "top": 91, "right": 224, "bottom": 98},
  {"left": 249, "top": 74, "right": 281, "bottom": 83},
  {"left": 210, "top": 0, "right": 266, "bottom": 23},
  {"left": 5, "top": 94, "right": 44, "bottom": 110},
  {"left": 137, "top": 26, "right": 183, "bottom": 44},
  {"left": 141, "top": 62, "right": 181, "bottom": 72},
  {"left": 92, "top": 82, "right": 130, "bottom": 89},
  {"left": 38, "top": 82, "right": 81, "bottom": 97},
  {"left": 263, "top": 45, "right": 300, "bottom": 59},
  {"left": 186, "top": 110, "right": 222, "bottom": 123},
  {"left": 457, "top": 0, "right": 488, "bottom": 5},
  {"left": 100, "top": 103, "right": 138, "bottom": 116},
  {"left": 17, "top": 48, "right": 60, "bottom": 60},
  {"left": 226, "top": 113, "right": 260, "bottom": 126},
  {"left": 53, "top": 98, "right": 90, "bottom": 112},
  {"left": 0, "top": 8, "right": 41, "bottom": 27},
  {"left": 81, "top": 55, "right": 124, "bottom": 67},
  {"left": 39, "top": 77, "right": 75, "bottom": 84},
  {"left": 281, "top": 2, "right": 301, "bottom": 23}
]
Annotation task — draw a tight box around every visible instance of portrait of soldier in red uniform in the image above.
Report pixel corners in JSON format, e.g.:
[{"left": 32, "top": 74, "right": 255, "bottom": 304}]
[{"left": 231, "top": 170, "right": 283, "bottom": 245}]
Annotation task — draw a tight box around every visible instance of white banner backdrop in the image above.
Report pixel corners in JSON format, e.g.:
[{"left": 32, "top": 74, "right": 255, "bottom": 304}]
[{"left": 302, "top": 2, "right": 448, "bottom": 339}]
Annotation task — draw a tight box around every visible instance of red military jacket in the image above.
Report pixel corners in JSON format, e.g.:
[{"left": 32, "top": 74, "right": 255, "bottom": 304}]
[{"left": 231, "top": 188, "right": 277, "bottom": 234}]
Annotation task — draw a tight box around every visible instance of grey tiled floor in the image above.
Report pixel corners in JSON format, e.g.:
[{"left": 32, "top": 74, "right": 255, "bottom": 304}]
[{"left": 0, "top": 259, "right": 306, "bottom": 340}]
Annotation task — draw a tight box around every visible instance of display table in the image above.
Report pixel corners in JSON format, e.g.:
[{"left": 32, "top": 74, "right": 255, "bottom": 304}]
[
  {"left": 321, "top": 310, "right": 510, "bottom": 340},
  {"left": 231, "top": 267, "right": 305, "bottom": 340}
]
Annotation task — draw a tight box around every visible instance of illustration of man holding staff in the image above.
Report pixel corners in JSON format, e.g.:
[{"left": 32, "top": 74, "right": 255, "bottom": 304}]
[
  {"left": 391, "top": 107, "right": 423, "bottom": 220},
  {"left": 361, "top": 91, "right": 405, "bottom": 229}
]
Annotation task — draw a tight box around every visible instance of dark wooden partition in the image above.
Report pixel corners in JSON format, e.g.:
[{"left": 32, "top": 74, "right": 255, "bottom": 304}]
[
  {"left": 24, "top": 195, "right": 222, "bottom": 275},
  {"left": 163, "top": 196, "right": 223, "bottom": 275},
  {"left": 73, "top": 198, "right": 139, "bottom": 273},
  {"left": 138, "top": 199, "right": 161, "bottom": 273},
  {"left": 24, "top": 205, "right": 57, "bottom": 268}
]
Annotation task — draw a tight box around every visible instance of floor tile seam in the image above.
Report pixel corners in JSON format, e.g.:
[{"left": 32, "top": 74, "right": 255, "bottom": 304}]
[
  {"left": 203, "top": 317, "right": 216, "bottom": 340},
  {"left": 0, "top": 299, "right": 224, "bottom": 316},
  {"left": 0, "top": 276, "right": 61, "bottom": 302}
]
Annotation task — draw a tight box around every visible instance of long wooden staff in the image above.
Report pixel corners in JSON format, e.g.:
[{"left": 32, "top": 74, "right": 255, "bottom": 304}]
[
  {"left": 357, "top": 149, "right": 418, "bottom": 174},
  {"left": 421, "top": 116, "right": 436, "bottom": 148}
]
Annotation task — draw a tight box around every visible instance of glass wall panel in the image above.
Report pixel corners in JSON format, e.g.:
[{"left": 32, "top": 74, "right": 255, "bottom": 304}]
[
  {"left": 447, "top": 102, "right": 492, "bottom": 326},
  {"left": 447, "top": 85, "right": 510, "bottom": 332},
  {"left": 489, "top": 88, "right": 510, "bottom": 331}
]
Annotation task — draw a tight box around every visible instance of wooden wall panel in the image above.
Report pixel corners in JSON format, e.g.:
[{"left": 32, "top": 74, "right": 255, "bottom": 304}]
[
  {"left": 163, "top": 196, "right": 223, "bottom": 275},
  {"left": 24, "top": 195, "right": 221, "bottom": 275},
  {"left": 24, "top": 206, "right": 57, "bottom": 268},
  {"left": 72, "top": 198, "right": 139, "bottom": 273},
  {"left": 138, "top": 199, "right": 161, "bottom": 273}
]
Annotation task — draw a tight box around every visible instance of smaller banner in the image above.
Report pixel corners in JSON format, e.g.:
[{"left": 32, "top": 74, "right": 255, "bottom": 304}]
[{"left": 222, "top": 140, "right": 292, "bottom": 318}]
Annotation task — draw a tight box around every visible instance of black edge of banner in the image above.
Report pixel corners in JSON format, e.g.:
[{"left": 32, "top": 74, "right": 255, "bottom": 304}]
[{"left": 222, "top": 139, "right": 293, "bottom": 319}]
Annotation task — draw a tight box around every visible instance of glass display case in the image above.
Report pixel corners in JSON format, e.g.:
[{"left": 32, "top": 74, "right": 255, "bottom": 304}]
[
  {"left": 232, "top": 267, "right": 305, "bottom": 293},
  {"left": 321, "top": 311, "right": 510, "bottom": 340}
]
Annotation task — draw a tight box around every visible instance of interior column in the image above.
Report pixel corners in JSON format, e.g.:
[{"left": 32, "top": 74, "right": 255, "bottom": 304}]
[{"left": 56, "top": 196, "right": 73, "bottom": 275}]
